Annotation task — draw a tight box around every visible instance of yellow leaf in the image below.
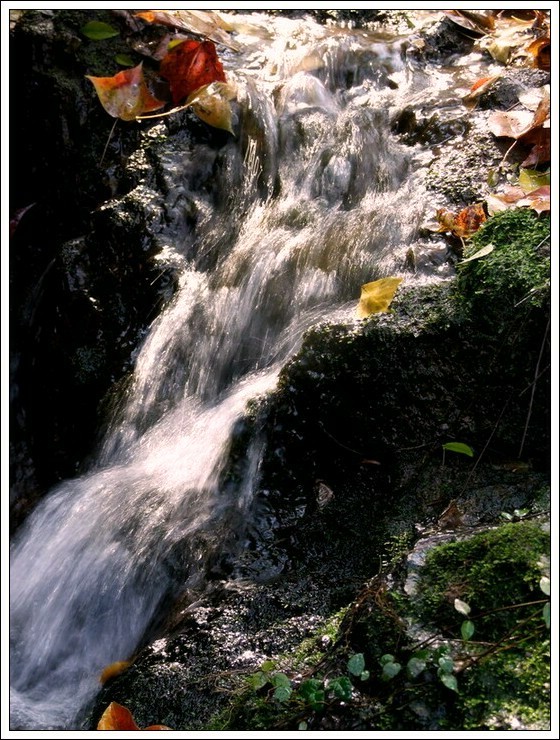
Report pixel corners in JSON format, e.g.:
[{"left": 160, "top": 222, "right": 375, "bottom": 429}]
[
  {"left": 357, "top": 277, "right": 403, "bottom": 318},
  {"left": 186, "top": 82, "right": 236, "bottom": 134},
  {"left": 518, "top": 168, "right": 550, "bottom": 193},
  {"left": 100, "top": 660, "right": 132, "bottom": 685}
]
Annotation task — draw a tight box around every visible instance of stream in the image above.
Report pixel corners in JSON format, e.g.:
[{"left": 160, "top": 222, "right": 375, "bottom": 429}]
[{"left": 9, "top": 11, "right": 496, "bottom": 730}]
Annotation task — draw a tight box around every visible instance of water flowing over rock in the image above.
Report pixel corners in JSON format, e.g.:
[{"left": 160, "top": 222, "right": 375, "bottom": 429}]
[{"left": 9, "top": 9, "right": 550, "bottom": 731}]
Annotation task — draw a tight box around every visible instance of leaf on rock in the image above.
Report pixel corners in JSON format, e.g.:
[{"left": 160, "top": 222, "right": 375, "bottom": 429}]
[
  {"left": 518, "top": 168, "right": 550, "bottom": 192},
  {"left": 487, "top": 185, "right": 550, "bottom": 215},
  {"left": 488, "top": 87, "right": 550, "bottom": 166},
  {"left": 462, "top": 74, "right": 501, "bottom": 109},
  {"left": 81, "top": 20, "right": 120, "bottom": 40},
  {"left": 99, "top": 660, "right": 132, "bottom": 685},
  {"left": 357, "top": 277, "right": 403, "bottom": 318},
  {"left": 186, "top": 82, "right": 235, "bottom": 133},
  {"left": 159, "top": 39, "right": 227, "bottom": 105},
  {"left": 97, "top": 702, "right": 172, "bottom": 731},
  {"left": 97, "top": 702, "right": 140, "bottom": 730},
  {"left": 143, "top": 725, "right": 173, "bottom": 731},
  {"left": 443, "top": 10, "right": 495, "bottom": 35},
  {"left": 436, "top": 203, "right": 487, "bottom": 238},
  {"left": 86, "top": 63, "right": 165, "bottom": 121},
  {"left": 488, "top": 109, "right": 535, "bottom": 140},
  {"left": 115, "top": 53, "right": 135, "bottom": 67},
  {"left": 458, "top": 244, "right": 494, "bottom": 264},
  {"left": 516, "top": 186, "right": 550, "bottom": 215}
]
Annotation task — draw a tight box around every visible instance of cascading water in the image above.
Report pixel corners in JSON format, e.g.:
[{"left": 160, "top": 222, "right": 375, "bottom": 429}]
[{"left": 10, "top": 11, "right": 484, "bottom": 730}]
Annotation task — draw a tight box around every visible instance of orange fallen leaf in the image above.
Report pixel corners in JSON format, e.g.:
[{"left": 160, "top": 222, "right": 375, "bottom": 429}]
[
  {"left": 97, "top": 702, "right": 172, "bottom": 731},
  {"left": 97, "top": 702, "right": 139, "bottom": 730},
  {"left": 86, "top": 63, "right": 165, "bottom": 121},
  {"left": 159, "top": 39, "right": 226, "bottom": 105},
  {"left": 436, "top": 203, "right": 487, "bottom": 238},
  {"left": 462, "top": 74, "right": 501, "bottom": 109},
  {"left": 100, "top": 660, "right": 132, "bottom": 685}
]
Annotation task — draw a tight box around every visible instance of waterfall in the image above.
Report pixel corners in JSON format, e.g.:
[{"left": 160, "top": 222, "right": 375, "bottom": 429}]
[{"left": 10, "top": 12, "right": 465, "bottom": 730}]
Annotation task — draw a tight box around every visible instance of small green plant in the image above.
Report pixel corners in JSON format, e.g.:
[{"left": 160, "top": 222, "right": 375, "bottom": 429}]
[
  {"left": 245, "top": 652, "right": 369, "bottom": 722},
  {"left": 454, "top": 598, "right": 475, "bottom": 642}
]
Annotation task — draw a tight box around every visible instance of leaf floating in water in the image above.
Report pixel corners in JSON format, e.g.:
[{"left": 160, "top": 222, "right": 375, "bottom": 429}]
[
  {"left": 86, "top": 63, "right": 165, "bottom": 121},
  {"left": 97, "top": 701, "right": 172, "bottom": 730},
  {"left": 186, "top": 82, "right": 236, "bottom": 134},
  {"left": 357, "top": 277, "right": 403, "bottom": 318},
  {"left": 81, "top": 20, "right": 120, "bottom": 40},
  {"left": 159, "top": 39, "right": 227, "bottom": 105}
]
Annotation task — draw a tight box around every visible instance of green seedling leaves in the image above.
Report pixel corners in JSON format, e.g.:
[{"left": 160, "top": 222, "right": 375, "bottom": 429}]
[
  {"left": 348, "top": 653, "right": 366, "bottom": 676},
  {"left": 461, "top": 620, "right": 475, "bottom": 641}
]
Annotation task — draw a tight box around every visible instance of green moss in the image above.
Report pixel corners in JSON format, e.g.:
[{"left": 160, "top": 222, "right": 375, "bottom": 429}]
[
  {"left": 416, "top": 520, "right": 549, "bottom": 641},
  {"left": 456, "top": 209, "right": 550, "bottom": 325},
  {"left": 458, "top": 638, "right": 551, "bottom": 730}
]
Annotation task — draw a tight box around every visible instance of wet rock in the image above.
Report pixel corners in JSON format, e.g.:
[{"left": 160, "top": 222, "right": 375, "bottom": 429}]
[{"left": 474, "top": 68, "right": 550, "bottom": 110}]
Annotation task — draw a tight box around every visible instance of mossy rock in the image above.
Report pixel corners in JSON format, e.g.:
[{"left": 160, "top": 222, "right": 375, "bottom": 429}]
[
  {"left": 415, "top": 520, "right": 549, "bottom": 641},
  {"left": 456, "top": 208, "right": 550, "bottom": 328}
]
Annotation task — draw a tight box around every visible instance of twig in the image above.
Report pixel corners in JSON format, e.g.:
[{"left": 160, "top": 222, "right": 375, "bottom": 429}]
[{"left": 100, "top": 118, "right": 118, "bottom": 166}]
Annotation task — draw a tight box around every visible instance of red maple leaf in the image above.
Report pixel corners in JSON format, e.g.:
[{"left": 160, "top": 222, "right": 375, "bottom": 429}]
[{"left": 159, "top": 39, "right": 226, "bottom": 105}]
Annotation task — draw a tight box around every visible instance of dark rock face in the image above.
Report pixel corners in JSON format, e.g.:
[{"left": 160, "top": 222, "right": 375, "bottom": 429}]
[{"left": 9, "top": 10, "right": 227, "bottom": 524}]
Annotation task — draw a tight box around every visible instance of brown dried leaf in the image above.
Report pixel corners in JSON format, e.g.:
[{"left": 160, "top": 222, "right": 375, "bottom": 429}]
[
  {"left": 487, "top": 185, "right": 550, "bottom": 215},
  {"left": 487, "top": 109, "right": 534, "bottom": 140},
  {"left": 136, "top": 9, "right": 240, "bottom": 51},
  {"left": 443, "top": 10, "right": 495, "bottom": 35},
  {"left": 517, "top": 186, "right": 550, "bottom": 214},
  {"left": 436, "top": 203, "right": 487, "bottom": 238}
]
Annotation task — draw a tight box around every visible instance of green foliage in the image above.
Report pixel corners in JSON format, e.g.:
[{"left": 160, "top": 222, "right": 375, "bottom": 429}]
[{"left": 237, "top": 651, "right": 371, "bottom": 727}]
